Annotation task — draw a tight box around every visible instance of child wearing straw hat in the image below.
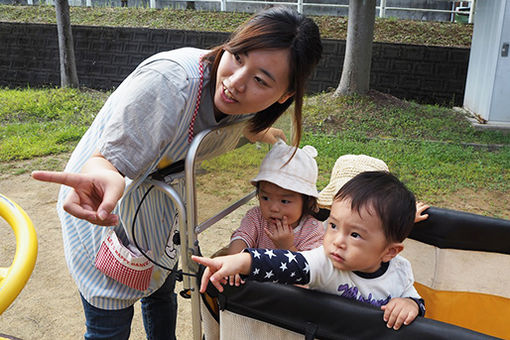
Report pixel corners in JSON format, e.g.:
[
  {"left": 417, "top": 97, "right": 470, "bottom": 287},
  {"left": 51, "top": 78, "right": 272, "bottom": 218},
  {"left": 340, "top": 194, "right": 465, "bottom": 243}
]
[{"left": 316, "top": 154, "right": 429, "bottom": 223}]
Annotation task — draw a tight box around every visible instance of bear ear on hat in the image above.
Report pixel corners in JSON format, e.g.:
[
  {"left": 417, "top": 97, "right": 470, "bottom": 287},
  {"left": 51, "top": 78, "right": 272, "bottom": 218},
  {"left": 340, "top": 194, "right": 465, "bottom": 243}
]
[{"left": 302, "top": 145, "right": 318, "bottom": 158}]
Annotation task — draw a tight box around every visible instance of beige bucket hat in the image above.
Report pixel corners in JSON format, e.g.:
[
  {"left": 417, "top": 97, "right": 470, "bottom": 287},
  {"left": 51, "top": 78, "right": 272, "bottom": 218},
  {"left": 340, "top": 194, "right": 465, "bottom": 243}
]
[{"left": 317, "top": 154, "right": 389, "bottom": 208}]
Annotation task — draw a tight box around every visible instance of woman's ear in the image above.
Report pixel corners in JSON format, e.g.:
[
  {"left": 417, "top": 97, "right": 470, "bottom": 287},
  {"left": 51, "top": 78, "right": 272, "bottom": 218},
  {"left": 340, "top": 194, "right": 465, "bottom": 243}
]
[
  {"left": 277, "top": 92, "right": 294, "bottom": 104},
  {"left": 381, "top": 242, "right": 404, "bottom": 263}
]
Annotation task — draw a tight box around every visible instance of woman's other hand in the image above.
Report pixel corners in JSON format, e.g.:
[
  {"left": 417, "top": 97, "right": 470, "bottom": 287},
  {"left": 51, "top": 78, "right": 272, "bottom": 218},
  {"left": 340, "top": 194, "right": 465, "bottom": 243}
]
[{"left": 243, "top": 127, "right": 287, "bottom": 144}]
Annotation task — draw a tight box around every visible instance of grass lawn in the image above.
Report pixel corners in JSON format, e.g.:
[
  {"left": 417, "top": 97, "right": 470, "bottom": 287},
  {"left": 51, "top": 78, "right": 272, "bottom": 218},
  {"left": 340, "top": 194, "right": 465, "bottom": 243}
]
[{"left": 1, "top": 86, "right": 508, "bottom": 218}]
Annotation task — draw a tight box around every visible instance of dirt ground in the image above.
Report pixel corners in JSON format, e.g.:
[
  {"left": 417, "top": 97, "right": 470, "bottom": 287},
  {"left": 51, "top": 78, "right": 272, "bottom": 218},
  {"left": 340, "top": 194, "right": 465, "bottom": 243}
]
[
  {"left": 0, "top": 166, "right": 257, "bottom": 340},
  {"left": 0, "top": 157, "right": 508, "bottom": 339}
]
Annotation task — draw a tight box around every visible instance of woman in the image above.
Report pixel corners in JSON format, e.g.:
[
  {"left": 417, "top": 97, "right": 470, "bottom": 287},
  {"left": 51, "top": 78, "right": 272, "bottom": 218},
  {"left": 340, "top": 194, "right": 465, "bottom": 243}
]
[{"left": 32, "top": 6, "right": 322, "bottom": 340}]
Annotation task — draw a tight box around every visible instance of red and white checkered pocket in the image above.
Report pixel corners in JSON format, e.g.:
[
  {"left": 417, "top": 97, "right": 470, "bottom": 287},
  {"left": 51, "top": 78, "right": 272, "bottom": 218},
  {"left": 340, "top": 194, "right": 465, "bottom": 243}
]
[{"left": 94, "top": 229, "right": 154, "bottom": 291}]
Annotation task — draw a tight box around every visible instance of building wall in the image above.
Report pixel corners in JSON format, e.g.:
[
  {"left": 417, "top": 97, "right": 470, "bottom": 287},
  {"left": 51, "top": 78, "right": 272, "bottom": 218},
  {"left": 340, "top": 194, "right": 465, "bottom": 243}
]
[
  {"left": 0, "top": 22, "right": 469, "bottom": 105},
  {"left": 464, "top": 0, "right": 510, "bottom": 123}
]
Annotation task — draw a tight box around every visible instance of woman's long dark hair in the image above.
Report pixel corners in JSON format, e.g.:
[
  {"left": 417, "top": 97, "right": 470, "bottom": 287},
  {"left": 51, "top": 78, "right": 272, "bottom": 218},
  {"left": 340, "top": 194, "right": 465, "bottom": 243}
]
[{"left": 204, "top": 6, "right": 322, "bottom": 147}]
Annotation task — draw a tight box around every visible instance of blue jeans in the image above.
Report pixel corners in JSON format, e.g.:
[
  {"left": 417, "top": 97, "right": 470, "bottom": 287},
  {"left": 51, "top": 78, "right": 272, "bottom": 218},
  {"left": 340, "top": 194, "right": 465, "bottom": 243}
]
[{"left": 80, "top": 271, "right": 178, "bottom": 340}]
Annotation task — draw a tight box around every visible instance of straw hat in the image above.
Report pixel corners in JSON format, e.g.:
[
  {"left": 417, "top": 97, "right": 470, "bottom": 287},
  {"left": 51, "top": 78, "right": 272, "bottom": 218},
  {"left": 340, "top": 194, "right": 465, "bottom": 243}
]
[
  {"left": 317, "top": 154, "right": 389, "bottom": 208},
  {"left": 251, "top": 139, "right": 319, "bottom": 197}
]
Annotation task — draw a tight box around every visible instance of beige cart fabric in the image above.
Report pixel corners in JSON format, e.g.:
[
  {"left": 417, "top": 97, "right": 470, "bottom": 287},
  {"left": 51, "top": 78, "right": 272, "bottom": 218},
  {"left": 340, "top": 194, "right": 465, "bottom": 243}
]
[
  {"left": 401, "top": 239, "right": 510, "bottom": 298},
  {"left": 219, "top": 310, "right": 315, "bottom": 340}
]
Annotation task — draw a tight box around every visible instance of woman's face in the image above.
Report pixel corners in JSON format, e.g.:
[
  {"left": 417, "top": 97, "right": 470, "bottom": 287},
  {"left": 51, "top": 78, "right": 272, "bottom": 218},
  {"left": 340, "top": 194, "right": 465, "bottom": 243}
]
[{"left": 214, "top": 48, "right": 293, "bottom": 116}]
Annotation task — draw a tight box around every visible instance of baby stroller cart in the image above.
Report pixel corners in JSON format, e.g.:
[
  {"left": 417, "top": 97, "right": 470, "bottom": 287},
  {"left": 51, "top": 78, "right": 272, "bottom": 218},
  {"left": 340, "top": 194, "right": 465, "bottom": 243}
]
[
  {"left": 145, "top": 118, "right": 510, "bottom": 339},
  {"left": 204, "top": 207, "right": 510, "bottom": 339}
]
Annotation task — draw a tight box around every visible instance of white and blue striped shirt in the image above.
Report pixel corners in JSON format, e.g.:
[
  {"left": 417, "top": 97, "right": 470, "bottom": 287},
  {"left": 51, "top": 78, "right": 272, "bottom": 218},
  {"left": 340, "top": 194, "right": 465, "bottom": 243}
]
[{"left": 58, "top": 47, "right": 242, "bottom": 309}]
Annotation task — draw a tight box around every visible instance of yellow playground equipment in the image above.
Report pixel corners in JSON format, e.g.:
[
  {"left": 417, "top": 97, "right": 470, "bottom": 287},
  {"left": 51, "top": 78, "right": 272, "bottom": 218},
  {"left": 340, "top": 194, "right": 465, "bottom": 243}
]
[{"left": 0, "top": 194, "right": 38, "bottom": 315}]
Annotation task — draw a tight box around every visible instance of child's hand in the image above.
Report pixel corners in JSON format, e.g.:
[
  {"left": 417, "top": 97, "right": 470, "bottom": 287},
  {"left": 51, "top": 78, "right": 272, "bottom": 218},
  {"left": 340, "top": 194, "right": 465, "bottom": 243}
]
[
  {"left": 264, "top": 216, "right": 295, "bottom": 250},
  {"left": 191, "top": 253, "right": 252, "bottom": 293},
  {"left": 414, "top": 202, "right": 430, "bottom": 223},
  {"left": 381, "top": 297, "right": 420, "bottom": 330},
  {"left": 228, "top": 274, "right": 245, "bottom": 287}
]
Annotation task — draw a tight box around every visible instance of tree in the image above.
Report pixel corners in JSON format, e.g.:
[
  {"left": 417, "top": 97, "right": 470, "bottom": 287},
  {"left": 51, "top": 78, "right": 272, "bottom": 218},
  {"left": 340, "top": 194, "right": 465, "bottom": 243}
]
[
  {"left": 334, "top": 0, "right": 376, "bottom": 96},
  {"left": 55, "top": 0, "right": 79, "bottom": 88}
]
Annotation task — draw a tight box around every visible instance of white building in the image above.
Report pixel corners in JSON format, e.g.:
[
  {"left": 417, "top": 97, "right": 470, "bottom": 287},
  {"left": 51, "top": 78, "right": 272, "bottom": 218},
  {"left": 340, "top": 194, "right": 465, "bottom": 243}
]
[{"left": 463, "top": 0, "right": 510, "bottom": 128}]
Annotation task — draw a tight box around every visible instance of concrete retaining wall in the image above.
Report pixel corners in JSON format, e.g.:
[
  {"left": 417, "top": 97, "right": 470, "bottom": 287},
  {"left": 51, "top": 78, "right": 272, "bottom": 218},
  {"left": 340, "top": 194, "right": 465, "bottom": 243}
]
[{"left": 0, "top": 22, "right": 469, "bottom": 105}]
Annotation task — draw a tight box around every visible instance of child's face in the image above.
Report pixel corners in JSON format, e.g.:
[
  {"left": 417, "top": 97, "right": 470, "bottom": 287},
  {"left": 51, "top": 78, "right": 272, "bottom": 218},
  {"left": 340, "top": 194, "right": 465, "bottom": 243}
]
[
  {"left": 258, "top": 181, "right": 304, "bottom": 228},
  {"left": 323, "top": 198, "right": 400, "bottom": 273}
]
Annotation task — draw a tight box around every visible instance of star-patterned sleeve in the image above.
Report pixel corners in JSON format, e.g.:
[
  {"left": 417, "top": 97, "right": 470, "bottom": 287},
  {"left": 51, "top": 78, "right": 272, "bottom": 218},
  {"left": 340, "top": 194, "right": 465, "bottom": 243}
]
[{"left": 243, "top": 248, "right": 311, "bottom": 284}]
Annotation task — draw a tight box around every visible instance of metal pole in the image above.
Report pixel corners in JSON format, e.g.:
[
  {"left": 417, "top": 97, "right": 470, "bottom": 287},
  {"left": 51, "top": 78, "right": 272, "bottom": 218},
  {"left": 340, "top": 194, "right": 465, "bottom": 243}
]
[
  {"left": 185, "top": 134, "right": 205, "bottom": 340},
  {"left": 468, "top": 0, "right": 475, "bottom": 24},
  {"left": 380, "top": 0, "right": 386, "bottom": 18}
]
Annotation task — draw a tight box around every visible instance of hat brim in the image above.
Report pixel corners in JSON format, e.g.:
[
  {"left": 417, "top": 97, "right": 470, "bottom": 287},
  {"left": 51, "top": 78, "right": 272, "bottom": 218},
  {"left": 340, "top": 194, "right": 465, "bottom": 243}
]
[
  {"left": 251, "top": 171, "right": 319, "bottom": 198},
  {"left": 317, "top": 177, "right": 351, "bottom": 208}
]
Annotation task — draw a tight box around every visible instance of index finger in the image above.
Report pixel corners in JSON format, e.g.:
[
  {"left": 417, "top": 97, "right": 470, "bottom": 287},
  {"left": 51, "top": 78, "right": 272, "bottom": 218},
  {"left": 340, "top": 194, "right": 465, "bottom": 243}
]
[
  {"left": 191, "top": 255, "right": 219, "bottom": 293},
  {"left": 32, "top": 171, "right": 84, "bottom": 188},
  {"left": 272, "top": 219, "right": 280, "bottom": 232},
  {"left": 282, "top": 216, "right": 291, "bottom": 230}
]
